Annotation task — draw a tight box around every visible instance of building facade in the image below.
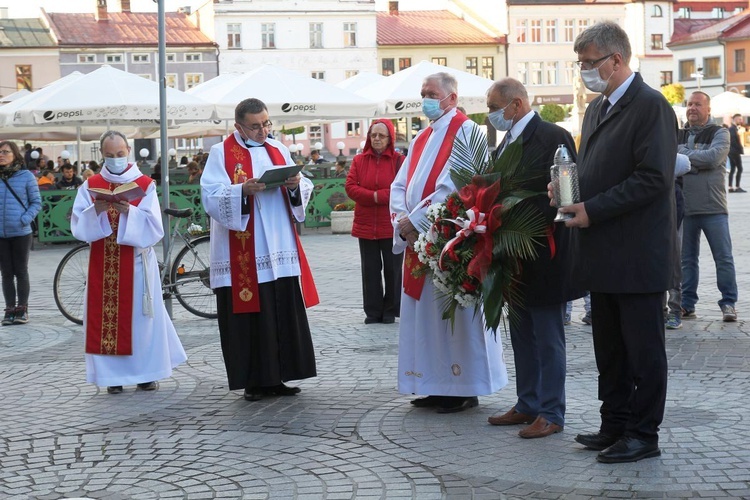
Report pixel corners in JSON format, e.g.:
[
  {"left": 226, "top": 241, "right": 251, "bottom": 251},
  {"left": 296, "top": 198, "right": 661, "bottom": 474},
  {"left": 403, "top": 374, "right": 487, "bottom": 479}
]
[{"left": 0, "top": 18, "right": 59, "bottom": 98}]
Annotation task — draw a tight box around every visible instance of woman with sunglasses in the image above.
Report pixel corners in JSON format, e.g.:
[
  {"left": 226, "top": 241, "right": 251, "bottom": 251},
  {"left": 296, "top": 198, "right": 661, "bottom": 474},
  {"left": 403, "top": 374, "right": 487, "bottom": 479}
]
[{"left": 0, "top": 141, "right": 41, "bottom": 325}]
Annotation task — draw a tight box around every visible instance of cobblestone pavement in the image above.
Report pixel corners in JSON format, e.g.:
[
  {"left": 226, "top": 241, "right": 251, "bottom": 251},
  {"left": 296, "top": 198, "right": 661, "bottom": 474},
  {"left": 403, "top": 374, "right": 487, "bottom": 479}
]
[{"left": 1, "top": 191, "right": 749, "bottom": 500}]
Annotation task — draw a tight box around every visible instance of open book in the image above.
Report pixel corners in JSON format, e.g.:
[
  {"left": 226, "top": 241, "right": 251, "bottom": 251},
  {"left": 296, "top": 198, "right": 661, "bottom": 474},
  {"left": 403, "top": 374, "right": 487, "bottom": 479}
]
[
  {"left": 257, "top": 165, "right": 304, "bottom": 189},
  {"left": 88, "top": 182, "right": 147, "bottom": 203}
]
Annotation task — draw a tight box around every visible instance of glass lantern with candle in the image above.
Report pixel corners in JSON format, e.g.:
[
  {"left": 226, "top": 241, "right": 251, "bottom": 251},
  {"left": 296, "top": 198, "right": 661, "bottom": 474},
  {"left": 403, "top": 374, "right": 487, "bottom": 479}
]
[{"left": 550, "top": 144, "right": 580, "bottom": 222}]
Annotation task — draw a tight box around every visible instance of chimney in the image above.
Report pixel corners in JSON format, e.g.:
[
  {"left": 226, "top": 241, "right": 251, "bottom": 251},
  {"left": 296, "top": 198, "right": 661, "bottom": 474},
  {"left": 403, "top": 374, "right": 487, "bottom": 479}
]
[
  {"left": 120, "top": 0, "right": 130, "bottom": 13},
  {"left": 95, "top": 0, "right": 108, "bottom": 22},
  {"left": 389, "top": 1, "right": 399, "bottom": 15}
]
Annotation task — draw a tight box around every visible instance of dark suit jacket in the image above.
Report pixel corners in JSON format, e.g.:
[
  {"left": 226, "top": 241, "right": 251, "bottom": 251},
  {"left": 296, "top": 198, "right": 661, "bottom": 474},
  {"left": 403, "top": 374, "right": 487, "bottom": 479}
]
[
  {"left": 493, "top": 113, "right": 582, "bottom": 307},
  {"left": 577, "top": 73, "right": 677, "bottom": 293}
]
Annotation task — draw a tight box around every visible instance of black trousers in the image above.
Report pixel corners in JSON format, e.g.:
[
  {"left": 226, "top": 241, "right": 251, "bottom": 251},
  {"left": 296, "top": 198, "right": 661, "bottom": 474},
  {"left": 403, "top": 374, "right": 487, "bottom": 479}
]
[
  {"left": 0, "top": 234, "right": 32, "bottom": 309},
  {"left": 590, "top": 291, "right": 667, "bottom": 443},
  {"left": 358, "top": 238, "right": 403, "bottom": 321},
  {"left": 728, "top": 151, "right": 743, "bottom": 188}
]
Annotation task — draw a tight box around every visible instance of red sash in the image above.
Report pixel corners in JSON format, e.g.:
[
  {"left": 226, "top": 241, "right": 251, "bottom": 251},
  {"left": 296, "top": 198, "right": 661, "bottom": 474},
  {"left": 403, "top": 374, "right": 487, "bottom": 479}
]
[
  {"left": 403, "top": 111, "right": 469, "bottom": 300},
  {"left": 223, "top": 135, "right": 319, "bottom": 313},
  {"left": 85, "top": 172, "right": 153, "bottom": 355}
]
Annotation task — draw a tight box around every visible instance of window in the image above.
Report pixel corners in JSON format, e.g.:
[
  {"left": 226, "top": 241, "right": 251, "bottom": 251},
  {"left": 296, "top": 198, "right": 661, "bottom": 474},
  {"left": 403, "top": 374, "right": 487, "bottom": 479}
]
[
  {"left": 546, "top": 61, "right": 559, "bottom": 85},
  {"left": 399, "top": 58, "right": 411, "bottom": 71},
  {"left": 465, "top": 57, "right": 478, "bottom": 75},
  {"left": 531, "top": 62, "right": 543, "bottom": 85},
  {"left": 311, "top": 71, "right": 325, "bottom": 80},
  {"left": 227, "top": 23, "right": 241, "bottom": 49},
  {"left": 185, "top": 53, "right": 202, "bottom": 62},
  {"left": 546, "top": 19, "right": 557, "bottom": 43},
  {"left": 310, "top": 23, "right": 323, "bottom": 48},
  {"left": 382, "top": 58, "right": 394, "bottom": 76},
  {"left": 15, "top": 65, "right": 31, "bottom": 91},
  {"left": 185, "top": 73, "right": 203, "bottom": 89},
  {"left": 679, "top": 59, "right": 695, "bottom": 81},
  {"left": 482, "top": 57, "right": 494, "bottom": 80},
  {"left": 78, "top": 54, "right": 95, "bottom": 64},
  {"left": 564, "top": 19, "right": 574, "bottom": 42},
  {"left": 531, "top": 19, "right": 542, "bottom": 43},
  {"left": 343, "top": 22, "right": 357, "bottom": 47},
  {"left": 137, "top": 74, "right": 151, "bottom": 80},
  {"left": 165, "top": 74, "right": 177, "bottom": 89},
  {"left": 736, "top": 49, "right": 746, "bottom": 73},
  {"left": 652, "top": 5, "right": 662, "bottom": 17},
  {"left": 660, "top": 71, "right": 673, "bottom": 86},
  {"left": 515, "top": 19, "right": 528, "bottom": 43},
  {"left": 651, "top": 34, "right": 663, "bottom": 50},
  {"left": 345, "top": 70, "right": 359, "bottom": 79},
  {"left": 261, "top": 23, "right": 275, "bottom": 49},
  {"left": 166, "top": 53, "right": 176, "bottom": 62},
  {"left": 309, "top": 125, "right": 322, "bottom": 141},
  {"left": 564, "top": 61, "right": 575, "bottom": 85},
  {"left": 346, "top": 121, "right": 361, "bottom": 137},
  {"left": 577, "top": 19, "right": 589, "bottom": 34},
  {"left": 106, "top": 54, "right": 123, "bottom": 64},
  {"left": 712, "top": 7, "right": 724, "bottom": 19},
  {"left": 517, "top": 62, "right": 528, "bottom": 85},
  {"left": 704, "top": 57, "right": 720, "bottom": 78},
  {"left": 432, "top": 57, "right": 447, "bottom": 66},
  {"left": 678, "top": 7, "right": 691, "bottom": 19},
  {"left": 132, "top": 53, "right": 150, "bottom": 63}
]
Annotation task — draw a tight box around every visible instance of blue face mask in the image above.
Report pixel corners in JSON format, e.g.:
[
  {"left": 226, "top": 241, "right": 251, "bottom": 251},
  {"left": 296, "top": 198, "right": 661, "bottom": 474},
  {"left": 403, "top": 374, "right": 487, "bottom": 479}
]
[
  {"left": 488, "top": 101, "right": 516, "bottom": 132},
  {"left": 422, "top": 95, "right": 450, "bottom": 120},
  {"left": 245, "top": 138, "right": 264, "bottom": 147},
  {"left": 104, "top": 156, "right": 129, "bottom": 174}
]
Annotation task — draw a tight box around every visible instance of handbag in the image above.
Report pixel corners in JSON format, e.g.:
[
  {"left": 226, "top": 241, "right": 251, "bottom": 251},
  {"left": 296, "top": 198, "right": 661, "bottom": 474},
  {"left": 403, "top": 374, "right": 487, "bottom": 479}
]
[{"left": 2, "top": 178, "right": 38, "bottom": 234}]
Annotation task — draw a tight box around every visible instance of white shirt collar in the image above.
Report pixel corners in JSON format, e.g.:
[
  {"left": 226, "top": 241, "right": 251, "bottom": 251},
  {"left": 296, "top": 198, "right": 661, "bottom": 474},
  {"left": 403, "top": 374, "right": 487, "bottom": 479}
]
[
  {"left": 507, "top": 110, "right": 536, "bottom": 144},
  {"left": 607, "top": 72, "right": 636, "bottom": 109}
]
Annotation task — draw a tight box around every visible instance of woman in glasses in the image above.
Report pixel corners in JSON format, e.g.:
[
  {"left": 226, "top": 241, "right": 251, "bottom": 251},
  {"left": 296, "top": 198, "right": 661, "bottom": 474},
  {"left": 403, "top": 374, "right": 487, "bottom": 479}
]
[
  {"left": 345, "top": 119, "right": 405, "bottom": 324},
  {"left": 0, "top": 141, "right": 41, "bottom": 325}
]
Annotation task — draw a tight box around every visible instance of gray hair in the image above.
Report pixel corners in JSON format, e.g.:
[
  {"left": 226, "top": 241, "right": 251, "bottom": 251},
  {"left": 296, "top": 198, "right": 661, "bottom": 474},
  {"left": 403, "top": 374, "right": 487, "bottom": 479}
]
[
  {"left": 235, "top": 98, "right": 268, "bottom": 123},
  {"left": 99, "top": 130, "right": 129, "bottom": 150},
  {"left": 573, "top": 21, "right": 631, "bottom": 65},
  {"left": 424, "top": 72, "right": 458, "bottom": 95},
  {"left": 488, "top": 78, "right": 528, "bottom": 102}
]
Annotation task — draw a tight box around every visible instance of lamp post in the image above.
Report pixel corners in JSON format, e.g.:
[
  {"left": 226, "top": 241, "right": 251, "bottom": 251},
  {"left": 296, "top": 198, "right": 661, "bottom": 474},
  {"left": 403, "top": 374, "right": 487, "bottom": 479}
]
[
  {"left": 288, "top": 144, "right": 299, "bottom": 164},
  {"left": 60, "top": 150, "right": 72, "bottom": 171},
  {"left": 168, "top": 148, "right": 177, "bottom": 170},
  {"left": 336, "top": 141, "right": 347, "bottom": 164},
  {"left": 691, "top": 67, "right": 704, "bottom": 91},
  {"left": 139, "top": 148, "right": 150, "bottom": 168},
  {"left": 30, "top": 150, "right": 39, "bottom": 170}
]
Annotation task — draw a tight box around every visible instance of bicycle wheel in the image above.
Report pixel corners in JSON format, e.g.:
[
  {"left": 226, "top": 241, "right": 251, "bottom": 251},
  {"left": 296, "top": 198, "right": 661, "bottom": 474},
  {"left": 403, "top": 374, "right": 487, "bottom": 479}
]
[
  {"left": 170, "top": 236, "right": 217, "bottom": 319},
  {"left": 53, "top": 244, "right": 90, "bottom": 325}
]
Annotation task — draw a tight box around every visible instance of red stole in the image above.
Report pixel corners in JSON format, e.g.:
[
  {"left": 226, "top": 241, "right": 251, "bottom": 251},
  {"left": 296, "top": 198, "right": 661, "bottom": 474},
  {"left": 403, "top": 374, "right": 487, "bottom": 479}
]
[
  {"left": 403, "top": 111, "right": 469, "bottom": 300},
  {"left": 85, "top": 173, "right": 153, "bottom": 355},
  {"left": 223, "top": 134, "right": 319, "bottom": 313}
]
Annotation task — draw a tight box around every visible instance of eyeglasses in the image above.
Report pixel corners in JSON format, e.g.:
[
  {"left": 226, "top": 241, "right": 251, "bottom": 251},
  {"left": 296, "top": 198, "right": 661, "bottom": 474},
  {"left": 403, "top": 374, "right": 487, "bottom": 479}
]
[
  {"left": 239, "top": 120, "right": 273, "bottom": 133},
  {"left": 369, "top": 133, "right": 388, "bottom": 140},
  {"left": 576, "top": 54, "right": 614, "bottom": 71},
  {"left": 0, "top": 150, "right": 13, "bottom": 155}
]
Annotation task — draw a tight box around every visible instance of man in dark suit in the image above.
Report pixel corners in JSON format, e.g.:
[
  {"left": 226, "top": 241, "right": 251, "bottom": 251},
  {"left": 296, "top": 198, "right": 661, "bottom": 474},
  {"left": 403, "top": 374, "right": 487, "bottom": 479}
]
[
  {"left": 557, "top": 22, "right": 677, "bottom": 463},
  {"left": 485, "top": 78, "right": 579, "bottom": 439}
]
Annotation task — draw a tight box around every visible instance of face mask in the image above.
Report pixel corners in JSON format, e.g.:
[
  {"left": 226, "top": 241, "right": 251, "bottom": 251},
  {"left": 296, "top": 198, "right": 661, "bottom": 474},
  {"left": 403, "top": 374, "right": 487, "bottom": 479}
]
[
  {"left": 245, "top": 138, "right": 264, "bottom": 147},
  {"left": 580, "top": 56, "right": 613, "bottom": 93},
  {"left": 422, "top": 95, "right": 450, "bottom": 120},
  {"left": 488, "top": 102, "right": 515, "bottom": 131},
  {"left": 104, "top": 157, "right": 129, "bottom": 174}
]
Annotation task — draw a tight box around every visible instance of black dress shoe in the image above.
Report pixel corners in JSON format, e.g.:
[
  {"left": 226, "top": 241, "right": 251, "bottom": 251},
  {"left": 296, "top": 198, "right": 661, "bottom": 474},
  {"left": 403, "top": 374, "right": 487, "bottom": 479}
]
[
  {"left": 574, "top": 431, "right": 621, "bottom": 451},
  {"left": 364, "top": 317, "right": 381, "bottom": 324},
  {"left": 410, "top": 395, "right": 444, "bottom": 408},
  {"left": 597, "top": 436, "right": 661, "bottom": 463},
  {"left": 436, "top": 396, "right": 478, "bottom": 414},
  {"left": 264, "top": 384, "right": 301, "bottom": 396},
  {"left": 243, "top": 388, "right": 263, "bottom": 401},
  {"left": 382, "top": 317, "right": 395, "bottom": 324},
  {"left": 137, "top": 381, "right": 158, "bottom": 391},
  {"left": 107, "top": 386, "right": 123, "bottom": 394}
]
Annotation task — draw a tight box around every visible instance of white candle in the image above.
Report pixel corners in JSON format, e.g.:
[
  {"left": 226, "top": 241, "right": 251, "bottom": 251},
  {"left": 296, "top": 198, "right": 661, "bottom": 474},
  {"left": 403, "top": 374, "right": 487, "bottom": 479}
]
[{"left": 559, "top": 169, "right": 573, "bottom": 206}]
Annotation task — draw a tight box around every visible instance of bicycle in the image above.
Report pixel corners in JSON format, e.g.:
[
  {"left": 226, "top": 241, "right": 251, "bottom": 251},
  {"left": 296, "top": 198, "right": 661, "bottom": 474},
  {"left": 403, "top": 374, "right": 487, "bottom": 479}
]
[{"left": 53, "top": 207, "right": 216, "bottom": 325}]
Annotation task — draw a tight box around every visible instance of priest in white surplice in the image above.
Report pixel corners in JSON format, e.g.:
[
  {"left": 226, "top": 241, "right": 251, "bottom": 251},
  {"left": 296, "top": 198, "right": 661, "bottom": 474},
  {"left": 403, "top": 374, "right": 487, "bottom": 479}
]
[
  {"left": 390, "top": 73, "right": 508, "bottom": 413},
  {"left": 202, "top": 98, "right": 318, "bottom": 403},
  {"left": 71, "top": 130, "right": 187, "bottom": 395}
]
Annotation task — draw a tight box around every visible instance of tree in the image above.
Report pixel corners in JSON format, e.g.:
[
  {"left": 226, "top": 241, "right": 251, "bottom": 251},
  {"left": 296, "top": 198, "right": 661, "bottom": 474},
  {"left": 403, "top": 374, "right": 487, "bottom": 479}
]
[
  {"left": 281, "top": 125, "right": 305, "bottom": 143},
  {"left": 661, "top": 83, "right": 685, "bottom": 105},
  {"left": 540, "top": 103, "right": 566, "bottom": 123}
]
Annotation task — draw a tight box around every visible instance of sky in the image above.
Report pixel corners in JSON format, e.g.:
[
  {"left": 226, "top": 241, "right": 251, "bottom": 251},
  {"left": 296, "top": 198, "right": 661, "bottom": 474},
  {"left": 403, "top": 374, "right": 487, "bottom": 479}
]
[{"left": 0, "top": 0, "right": 189, "bottom": 18}]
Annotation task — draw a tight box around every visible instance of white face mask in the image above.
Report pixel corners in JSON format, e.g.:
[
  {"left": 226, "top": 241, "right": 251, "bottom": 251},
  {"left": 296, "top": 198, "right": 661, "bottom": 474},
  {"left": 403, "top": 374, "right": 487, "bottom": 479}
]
[
  {"left": 104, "top": 156, "right": 129, "bottom": 174},
  {"left": 488, "top": 102, "right": 515, "bottom": 131},
  {"left": 580, "top": 55, "right": 613, "bottom": 93}
]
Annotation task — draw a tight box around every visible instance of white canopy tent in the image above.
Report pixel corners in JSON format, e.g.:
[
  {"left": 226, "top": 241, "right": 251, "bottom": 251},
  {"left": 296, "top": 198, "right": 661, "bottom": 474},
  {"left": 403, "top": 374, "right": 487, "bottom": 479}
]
[
  {"left": 335, "top": 72, "right": 386, "bottom": 94},
  {"left": 709, "top": 91, "right": 750, "bottom": 117},
  {"left": 0, "top": 89, "right": 31, "bottom": 103}
]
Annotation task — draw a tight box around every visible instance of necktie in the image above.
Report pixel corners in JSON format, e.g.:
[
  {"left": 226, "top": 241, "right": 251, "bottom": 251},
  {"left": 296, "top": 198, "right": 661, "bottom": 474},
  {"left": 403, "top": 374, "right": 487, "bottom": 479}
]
[
  {"left": 498, "top": 131, "right": 512, "bottom": 156},
  {"left": 598, "top": 98, "right": 609, "bottom": 124}
]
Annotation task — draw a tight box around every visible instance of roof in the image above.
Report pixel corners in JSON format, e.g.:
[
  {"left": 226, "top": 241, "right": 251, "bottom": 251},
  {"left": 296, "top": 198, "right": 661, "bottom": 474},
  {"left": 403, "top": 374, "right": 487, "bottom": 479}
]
[
  {"left": 669, "top": 9, "right": 750, "bottom": 46},
  {"left": 0, "top": 18, "right": 55, "bottom": 48},
  {"left": 674, "top": 1, "right": 746, "bottom": 11},
  {"left": 508, "top": 0, "right": 628, "bottom": 4},
  {"left": 670, "top": 18, "right": 724, "bottom": 44},
  {"left": 377, "top": 11, "right": 502, "bottom": 46},
  {"left": 45, "top": 11, "right": 215, "bottom": 47}
]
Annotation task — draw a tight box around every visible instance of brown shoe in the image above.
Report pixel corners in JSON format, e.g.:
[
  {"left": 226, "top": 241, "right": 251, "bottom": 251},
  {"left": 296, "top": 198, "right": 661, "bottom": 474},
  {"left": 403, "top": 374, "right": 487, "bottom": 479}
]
[
  {"left": 518, "top": 416, "right": 563, "bottom": 439},
  {"left": 487, "top": 406, "right": 535, "bottom": 426}
]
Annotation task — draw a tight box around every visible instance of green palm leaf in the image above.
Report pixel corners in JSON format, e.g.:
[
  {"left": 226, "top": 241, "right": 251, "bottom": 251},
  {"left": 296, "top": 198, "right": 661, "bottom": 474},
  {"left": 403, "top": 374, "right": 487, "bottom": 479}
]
[
  {"left": 449, "top": 125, "right": 490, "bottom": 188},
  {"left": 493, "top": 204, "right": 547, "bottom": 261}
]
